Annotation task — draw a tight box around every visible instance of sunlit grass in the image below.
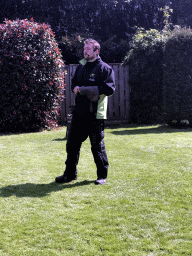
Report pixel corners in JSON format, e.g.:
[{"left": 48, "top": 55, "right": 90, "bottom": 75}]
[{"left": 0, "top": 125, "right": 192, "bottom": 255}]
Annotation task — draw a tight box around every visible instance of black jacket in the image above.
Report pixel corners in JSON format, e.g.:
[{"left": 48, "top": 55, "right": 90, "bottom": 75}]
[{"left": 71, "top": 56, "right": 115, "bottom": 118}]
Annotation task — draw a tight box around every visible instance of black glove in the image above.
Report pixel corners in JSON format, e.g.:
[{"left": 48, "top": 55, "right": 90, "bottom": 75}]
[{"left": 79, "top": 86, "right": 100, "bottom": 102}]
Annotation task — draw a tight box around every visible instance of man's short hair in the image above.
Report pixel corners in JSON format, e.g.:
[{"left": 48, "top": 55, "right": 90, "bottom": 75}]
[{"left": 84, "top": 38, "right": 100, "bottom": 53}]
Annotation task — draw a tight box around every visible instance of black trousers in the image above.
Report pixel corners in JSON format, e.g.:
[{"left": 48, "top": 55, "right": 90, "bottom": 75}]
[{"left": 64, "top": 112, "right": 109, "bottom": 179}]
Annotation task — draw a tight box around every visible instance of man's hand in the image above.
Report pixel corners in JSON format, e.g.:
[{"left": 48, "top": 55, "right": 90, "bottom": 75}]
[{"left": 73, "top": 86, "right": 80, "bottom": 94}]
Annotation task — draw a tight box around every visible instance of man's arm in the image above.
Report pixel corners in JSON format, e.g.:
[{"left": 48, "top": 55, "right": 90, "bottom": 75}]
[
  {"left": 98, "top": 66, "right": 115, "bottom": 96},
  {"left": 71, "top": 65, "right": 82, "bottom": 93}
]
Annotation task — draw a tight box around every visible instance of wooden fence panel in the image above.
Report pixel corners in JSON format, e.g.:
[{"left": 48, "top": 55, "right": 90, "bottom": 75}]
[
  {"left": 124, "top": 65, "right": 130, "bottom": 120},
  {"left": 112, "top": 64, "right": 120, "bottom": 120},
  {"left": 65, "top": 65, "right": 71, "bottom": 117},
  {"left": 60, "top": 63, "right": 129, "bottom": 124},
  {"left": 119, "top": 65, "right": 125, "bottom": 118}
]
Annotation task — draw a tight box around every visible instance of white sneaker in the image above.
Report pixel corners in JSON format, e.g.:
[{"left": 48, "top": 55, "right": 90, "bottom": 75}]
[{"left": 95, "top": 179, "right": 106, "bottom": 185}]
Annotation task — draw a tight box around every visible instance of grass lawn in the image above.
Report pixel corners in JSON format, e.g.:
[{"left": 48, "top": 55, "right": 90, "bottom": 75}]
[{"left": 0, "top": 124, "right": 192, "bottom": 255}]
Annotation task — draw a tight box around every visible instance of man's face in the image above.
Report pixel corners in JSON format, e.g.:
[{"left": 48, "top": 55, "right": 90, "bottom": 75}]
[{"left": 84, "top": 43, "right": 98, "bottom": 61}]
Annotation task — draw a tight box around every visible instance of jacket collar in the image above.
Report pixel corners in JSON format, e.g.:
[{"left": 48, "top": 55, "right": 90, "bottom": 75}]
[{"left": 79, "top": 56, "right": 101, "bottom": 66}]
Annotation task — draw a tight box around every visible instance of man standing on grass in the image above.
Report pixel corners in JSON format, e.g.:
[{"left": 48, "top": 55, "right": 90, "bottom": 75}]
[{"left": 55, "top": 38, "right": 115, "bottom": 185}]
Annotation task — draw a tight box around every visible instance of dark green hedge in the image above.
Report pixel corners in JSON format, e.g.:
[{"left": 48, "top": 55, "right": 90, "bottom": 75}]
[
  {"left": 0, "top": 19, "right": 65, "bottom": 133},
  {"left": 163, "top": 27, "right": 192, "bottom": 127},
  {"left": 123, "top": 29, "right": 166, "bottom": 124}
]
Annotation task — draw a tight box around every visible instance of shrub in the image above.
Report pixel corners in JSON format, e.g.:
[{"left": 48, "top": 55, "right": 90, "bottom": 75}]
[
  {"left": 0, "top": 18, "right": 65, "bottom": 133},
  {"left": 123, "top": 29, "right": 166, "bottom": 124},
  {"left": 59, "top": 34, "right": 84, "bottom": 64},
  {"left": 163, "top": 27, "right": 192, "bottom": 127},
  {"left": 100, "top": 36, "right": 129, "bottom": 64}
]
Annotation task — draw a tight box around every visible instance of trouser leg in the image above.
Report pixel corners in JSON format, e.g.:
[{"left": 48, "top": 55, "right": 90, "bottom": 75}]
[
  {"left": 64, "top": 141, "right": 81, "bottom": 178},
  {"left": 91, "top": 140, "right": 109, "bottom": 179},
  {"left": 64, "top": 113, "right": 88, "bottom": 178},
  {"left": 90, "top": 119, "right": 109, "bottom": 179}
]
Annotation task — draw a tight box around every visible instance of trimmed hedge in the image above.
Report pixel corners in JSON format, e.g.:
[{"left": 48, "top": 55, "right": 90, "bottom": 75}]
[
  {"left": 123, "top": 29, "right": 166, "bottom": 124},
  {"left": 163, "top": 27, "right": 192, "bottom": 127},
  {"left": 0, "top": 18, "right": 65, "bottom": 133}
]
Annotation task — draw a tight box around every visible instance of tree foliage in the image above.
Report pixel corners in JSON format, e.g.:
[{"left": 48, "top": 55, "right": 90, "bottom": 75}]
[
  {"left": 0, "top": 18, "right": 65, "bottom": 133},
  {"left": 1, "top": 0, "right": 191, "bottom": 63},
  {"left": 123, "top": 28, "right": 166, "bottom": 123},
  {"left": 163, "top": 27, "right": 192, "bottom": 127}
]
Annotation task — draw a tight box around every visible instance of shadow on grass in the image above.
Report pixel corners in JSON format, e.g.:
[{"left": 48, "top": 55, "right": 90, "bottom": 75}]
[
  {"left": 109, "top": 125, "right": 192, "bottom": 135},
  {"left": 0, "top": 180, "right": 95, "bottom": 198},
  {"left": 52, "top": 137, "right": 67, "bottom": 141}
]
